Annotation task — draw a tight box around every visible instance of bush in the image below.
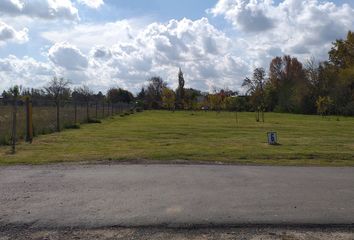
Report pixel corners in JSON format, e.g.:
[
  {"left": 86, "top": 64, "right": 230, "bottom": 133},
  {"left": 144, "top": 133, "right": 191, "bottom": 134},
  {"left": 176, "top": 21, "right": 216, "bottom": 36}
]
[
  {"left": 64, "top": 123, "right": 81, "bottom": 129},
  {"left": 87, "top": 118, "right": 102, "bottom": 124},
  {"left": 341, "top": 101, "right": 354, "bottom": 116}
]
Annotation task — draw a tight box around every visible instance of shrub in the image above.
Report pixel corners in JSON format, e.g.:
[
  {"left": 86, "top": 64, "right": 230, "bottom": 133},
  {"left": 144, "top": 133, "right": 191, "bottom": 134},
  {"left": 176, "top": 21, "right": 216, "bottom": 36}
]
[
  {"left": 87, "top": 118, "right": 102, "bottom": 124},
  {"left": 64, "top": 123, "right": 81, "bottom": 129}
]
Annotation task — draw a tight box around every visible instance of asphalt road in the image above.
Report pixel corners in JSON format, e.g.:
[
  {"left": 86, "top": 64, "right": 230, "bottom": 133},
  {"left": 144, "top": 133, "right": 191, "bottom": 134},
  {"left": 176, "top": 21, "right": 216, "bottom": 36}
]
[{"left": 0, "top": 164, "right": 354, "bottom": 229}]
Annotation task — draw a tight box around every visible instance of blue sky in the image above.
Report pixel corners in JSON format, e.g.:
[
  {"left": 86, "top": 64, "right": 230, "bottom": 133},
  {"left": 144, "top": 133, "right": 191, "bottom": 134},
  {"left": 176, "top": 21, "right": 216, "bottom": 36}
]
[{"left": 1, "top": 0, "right": 354, "bottom": 93}]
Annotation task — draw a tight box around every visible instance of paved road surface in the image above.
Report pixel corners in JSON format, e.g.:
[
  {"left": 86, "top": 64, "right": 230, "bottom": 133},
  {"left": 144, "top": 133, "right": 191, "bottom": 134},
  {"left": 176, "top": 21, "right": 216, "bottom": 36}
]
[{"left": 0, "top": 164, "right": 354, "bottom": 229}]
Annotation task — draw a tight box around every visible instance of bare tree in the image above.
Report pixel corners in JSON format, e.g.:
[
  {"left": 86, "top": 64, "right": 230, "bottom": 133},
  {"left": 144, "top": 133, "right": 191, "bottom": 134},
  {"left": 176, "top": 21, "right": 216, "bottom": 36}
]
[
  {"left": 45, "top": 77, "right": 71, "bottom": 132},
  {"left": 74, "top": 85, "right": 94, "bottom": 121},
  {"left": 242, "top": 68, "right": 267, "bottom": 122}
]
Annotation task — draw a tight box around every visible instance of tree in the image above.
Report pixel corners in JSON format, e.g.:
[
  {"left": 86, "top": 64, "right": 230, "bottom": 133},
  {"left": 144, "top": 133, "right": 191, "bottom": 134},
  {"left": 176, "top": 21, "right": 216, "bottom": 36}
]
[
  {"left": 107, "top": 88, "right": 134, "bottom": 103},
  {"left": 208, "top": 93, "right": 223, "bottom": 112},
  {"left": 242, "top": 67, "right": 267, "bottom": 121},
  {"left": 268, "top": 55, "right": 308, "bottom": 113},
  {"left": 136, "top": 87, "right": 146, "bottom": 109},
  {"left": 327, "top": 31, "right": 354, "bottom": 116},
  {"left": 74, "top": 86, "right": 94, "bottom": 121},
  {"left": 44, "top": 77, "right": 71, "bottom": 131},
  {"left": 316, "top": 96, "right": 333, "bottom": 117},
  {"left": 184, "top": 88, "right": 202, "bottom": 110},
  {"left": 145, "top": 76, "right": 167, "bottom": 109},
  {"left": 162, "top": 87, "right": 176, "bottom": 111},
  {"left": 329, "top": 31, "right": 354, "bottom": 69},
  {"left": 176, "top": 68, "right": 185, "bottom": 109}
]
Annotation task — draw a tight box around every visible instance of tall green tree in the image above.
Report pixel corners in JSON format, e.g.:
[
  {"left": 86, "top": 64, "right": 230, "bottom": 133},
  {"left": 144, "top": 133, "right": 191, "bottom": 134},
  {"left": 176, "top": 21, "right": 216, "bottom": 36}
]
[
  {"left": 176, "top": 68, "right": 185, "bottom": 109},
  {"left": 268, "top": 55, "right": 308, "bottom": 113}
]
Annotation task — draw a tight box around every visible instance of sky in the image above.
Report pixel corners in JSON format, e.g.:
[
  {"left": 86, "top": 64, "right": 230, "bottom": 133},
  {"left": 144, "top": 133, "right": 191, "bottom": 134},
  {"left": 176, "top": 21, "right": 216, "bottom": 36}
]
[{"left": 1, "top": 0, "right": 354, "bottom": 94}]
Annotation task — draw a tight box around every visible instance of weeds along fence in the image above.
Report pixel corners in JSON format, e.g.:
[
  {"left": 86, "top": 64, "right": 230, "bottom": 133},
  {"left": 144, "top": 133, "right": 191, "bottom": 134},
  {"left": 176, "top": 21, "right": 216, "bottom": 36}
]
[{"left": 0, "top": 97, "right": 133, "bottom": 147}]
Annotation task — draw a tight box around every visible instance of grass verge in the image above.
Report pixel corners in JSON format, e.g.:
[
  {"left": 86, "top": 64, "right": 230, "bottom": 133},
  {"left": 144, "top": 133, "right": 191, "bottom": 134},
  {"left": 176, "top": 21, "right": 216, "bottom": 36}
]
[{"left": 0, "top": 111, "right": 353, "bottom": 166}]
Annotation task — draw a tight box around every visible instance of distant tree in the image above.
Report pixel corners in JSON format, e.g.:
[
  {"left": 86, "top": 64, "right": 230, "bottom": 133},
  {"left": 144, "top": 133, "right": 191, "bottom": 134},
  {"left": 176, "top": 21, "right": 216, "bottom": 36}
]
[
  {"left": 329, "top": 31, "right": 354, "bottom": 69},
  {"left": 93, "top": 91, "right": 106, "bottom": 102},
  {"left": 176, "top": 68, "right": 185, "bottom": 109},
  {"left": 208, "top": 93, "right": 223, "bottom": 112},
  {"left": 316, "top": 96, "right": 333, "bottom": 117},
  {"left": 107, "top": 88, "right": 134, "bottom": 103},
  {"left": 320, "top": 31, "right": 354, "bottom": 116},
  {"left": 184, "top": 88, "right": 202, "bottom": 110},
  {"left": 145, "top": 76, "right": 167, "bottom": 109},
  {"left": 242, "top": 67, "right": 267, "bottom": 122},
  {"left": 162, "top": 87, "right": 176, "bottom": 111},
  {"left": 268, "top": 55, "right": 308, "bottom": 113},
  {"left": 136, "top": 87, "right": 146, "bottom": 109},
  {"left": 73, "top": 85, "right": 93, "bottom": 102},
  {"left": 44, "top": 77, "right": 71, "bottom": 131},
  {"left": 73, "top": 85, "right": 94, "bottom": 121}
]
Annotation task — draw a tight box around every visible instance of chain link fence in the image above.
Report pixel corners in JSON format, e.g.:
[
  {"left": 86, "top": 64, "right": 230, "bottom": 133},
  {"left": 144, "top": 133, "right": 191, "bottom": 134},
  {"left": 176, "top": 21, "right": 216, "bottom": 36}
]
[{"left": 0, "top": 98, "right": 133, "bottom": 147}]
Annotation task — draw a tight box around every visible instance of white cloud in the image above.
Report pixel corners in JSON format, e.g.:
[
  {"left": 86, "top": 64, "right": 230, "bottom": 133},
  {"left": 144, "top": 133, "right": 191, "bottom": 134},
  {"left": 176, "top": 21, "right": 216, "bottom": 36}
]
[
  {"left": 41, "top": 20, "right": 138, "bottom": 51},
  {"left": 210, "top": 0, "right": 354, "bottom": 62},
  {"left": 210, "top": 0, "right": 275, "bottom": 32},
  {"left": 92, "top": 17, "right": 244, "bottom": 91},
  {"left": 48, "top": 42, "right": 88, "bottom": 70},
  {"left": 39, "top": 18, "right": 247, "bottom": 92},
  {"left": 0, "top": 55, "right": 54, "bottom": 90},
  {"left": 0, "top": 0, "right": 79, "bottom": 20},
  {"left": 0, "top": 21, "right": 28, "bottom": 45},
  {"left": 77, "top": 0, "right": 104, "bottom": 9}
]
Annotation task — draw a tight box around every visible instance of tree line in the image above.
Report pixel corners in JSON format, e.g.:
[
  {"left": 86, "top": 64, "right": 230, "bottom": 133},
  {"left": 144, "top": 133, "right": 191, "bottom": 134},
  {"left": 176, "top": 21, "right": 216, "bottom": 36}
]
[
  {"left": 2, "top": 31, "right": 353, "bottom": 116},
  {"left": 1, "top": 78, "right": 135, "bottom": 106},
  {"left": 137, "top": 31, "right": 354, "bottom": 116},
  {"left": 242, "top": 31, "right": 354, "bottom": 117}
]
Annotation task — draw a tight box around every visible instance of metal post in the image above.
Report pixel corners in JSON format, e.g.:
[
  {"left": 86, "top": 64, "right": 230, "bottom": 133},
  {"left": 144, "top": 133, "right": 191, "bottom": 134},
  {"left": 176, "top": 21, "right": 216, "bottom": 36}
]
[
  {"left": 102, "top": 102, "right": 105, "bottom": 118},
  {"left": 11, "top": 98, "right": 17, "bottom": 154},
  {"left": 25, "top": 97, "right": 33, "bottom": 143}
]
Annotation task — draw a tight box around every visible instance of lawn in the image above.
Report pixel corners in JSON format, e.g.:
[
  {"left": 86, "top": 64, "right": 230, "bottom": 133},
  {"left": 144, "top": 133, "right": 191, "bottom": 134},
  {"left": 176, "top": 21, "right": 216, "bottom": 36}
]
[{"left": 0, "top": 110, "right": 353, "bottom": 166}]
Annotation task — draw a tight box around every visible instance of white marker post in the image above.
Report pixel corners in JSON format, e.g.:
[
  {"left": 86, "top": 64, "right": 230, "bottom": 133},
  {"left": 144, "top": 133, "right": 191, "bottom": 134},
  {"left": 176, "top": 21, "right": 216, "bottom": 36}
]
[{"left": 267, "top": 132, "right": 278, "bottom": 145}]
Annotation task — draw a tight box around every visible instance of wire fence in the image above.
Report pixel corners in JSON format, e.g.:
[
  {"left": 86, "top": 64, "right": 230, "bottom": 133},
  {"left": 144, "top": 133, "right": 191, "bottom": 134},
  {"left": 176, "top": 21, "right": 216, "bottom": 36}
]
[{"left": 0, "top": 97, "right": 134, "bottom": 148}]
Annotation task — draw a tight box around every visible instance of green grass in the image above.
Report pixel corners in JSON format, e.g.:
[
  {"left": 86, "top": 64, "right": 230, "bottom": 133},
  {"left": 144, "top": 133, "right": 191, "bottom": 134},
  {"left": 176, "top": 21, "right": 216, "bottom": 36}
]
[{"left": 0, "top": 111, "right": 353, "bottom": 166}]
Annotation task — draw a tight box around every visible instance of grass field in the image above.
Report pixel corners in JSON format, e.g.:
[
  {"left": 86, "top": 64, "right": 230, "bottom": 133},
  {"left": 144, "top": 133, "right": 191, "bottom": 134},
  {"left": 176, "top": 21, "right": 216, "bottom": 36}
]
[{"left": 0, "top": 110, "right": 353, "bottom": 166}]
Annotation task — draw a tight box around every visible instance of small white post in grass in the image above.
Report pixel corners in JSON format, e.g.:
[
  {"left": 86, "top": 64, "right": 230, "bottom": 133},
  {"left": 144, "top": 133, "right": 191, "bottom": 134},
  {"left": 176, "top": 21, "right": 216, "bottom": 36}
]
[{"left": 267, "top": 132, "right": 278, "bottom": 145}]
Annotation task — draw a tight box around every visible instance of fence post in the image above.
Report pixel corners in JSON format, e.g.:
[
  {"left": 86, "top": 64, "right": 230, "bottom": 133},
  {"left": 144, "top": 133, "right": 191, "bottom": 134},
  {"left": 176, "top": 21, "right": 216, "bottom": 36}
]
[
  {"left": 74, "top": 102, "right": 77, "bottom": 123},
  {"left": 11, "top": 98, "right": 17, "bottom": 154},
  {"left": 56, "top": 99, "right": 60, "bottom": 132},
  {"left": 112, "top": 103, "right": 114, "bottom": 116},
  {"left": 86, "top": 101, "right": 89, "bottom": 122},
  {"left": 102, "top": 102, "right": 105, "bottom": 118},
  {"left": 108, "top": 102, "right": 110, "bottom": 116},
  {"left": 25, "top": 97, "right": 33, "bottom": 143},
  {"left": 95, "top": 102, "right": 98, "bottom": 119}
]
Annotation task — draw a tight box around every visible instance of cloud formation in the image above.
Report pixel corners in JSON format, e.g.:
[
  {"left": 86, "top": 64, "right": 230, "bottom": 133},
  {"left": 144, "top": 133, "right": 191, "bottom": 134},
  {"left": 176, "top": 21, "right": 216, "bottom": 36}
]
[
  {"left": 0, "top": 55, "right": 54, "bottom": 90},
  {"left": 0, "top": 0, "right": 79, "bottom": 20},
  {"left": 77, "top": 0, "right": 104, "bottom": 9},
  {"left": 210, "top": 0, "right": 275, "bottom": 32},
  {"left": 0, "top": 21, "right": 28, "bottom": 44},
  {"left": 48, "top": 42, "right": 89, "bottom": 71},
  {"left": 210, "top": 0, "right": 354, "bottom": 60}
]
